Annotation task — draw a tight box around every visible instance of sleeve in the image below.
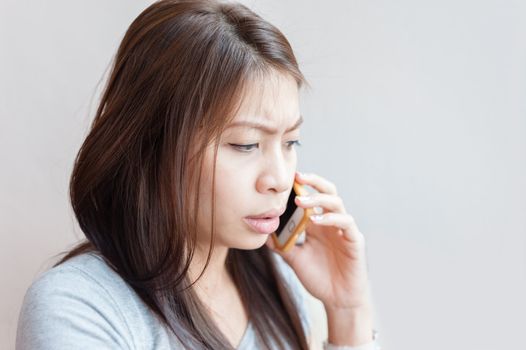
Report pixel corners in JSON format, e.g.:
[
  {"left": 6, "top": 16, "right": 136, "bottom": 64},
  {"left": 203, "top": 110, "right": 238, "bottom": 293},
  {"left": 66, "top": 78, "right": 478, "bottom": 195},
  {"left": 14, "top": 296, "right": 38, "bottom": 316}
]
[
  {"left": 322, "top": 339, "right": 381, "bottom": 350},
  {"left": 15, "top": 266, "right": 132, "bottom": 350}
]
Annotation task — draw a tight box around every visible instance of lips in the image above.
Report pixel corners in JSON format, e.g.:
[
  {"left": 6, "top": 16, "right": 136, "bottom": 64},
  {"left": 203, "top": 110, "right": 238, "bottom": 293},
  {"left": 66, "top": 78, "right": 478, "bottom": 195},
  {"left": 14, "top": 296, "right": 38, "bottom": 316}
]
[
  {"left": 243, "top": 216, "right": 280, "bottom": 234},
  {"left": 246, "top": 207, "right": 286, "bottom": 219},
  {"left": 244, "top": 207, "right": 285, "bottom": 234}
]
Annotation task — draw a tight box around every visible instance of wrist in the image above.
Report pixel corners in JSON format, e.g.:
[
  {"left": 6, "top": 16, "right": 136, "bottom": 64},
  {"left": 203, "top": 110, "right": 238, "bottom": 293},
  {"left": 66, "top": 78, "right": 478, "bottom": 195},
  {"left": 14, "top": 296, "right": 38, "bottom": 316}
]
[
  {"left": 325, "top": 303, "right": 374, "bottom": 346},
  {"left": 323, "top": 329, "right": 379, "bottom": 350}
]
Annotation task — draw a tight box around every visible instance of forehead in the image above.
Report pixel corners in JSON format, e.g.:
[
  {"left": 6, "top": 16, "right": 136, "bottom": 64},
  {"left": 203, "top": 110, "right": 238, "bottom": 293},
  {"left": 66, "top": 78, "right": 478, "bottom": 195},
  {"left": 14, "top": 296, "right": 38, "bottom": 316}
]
[{"left": 228, "top": 70, "right": 300, "bottom": 128}]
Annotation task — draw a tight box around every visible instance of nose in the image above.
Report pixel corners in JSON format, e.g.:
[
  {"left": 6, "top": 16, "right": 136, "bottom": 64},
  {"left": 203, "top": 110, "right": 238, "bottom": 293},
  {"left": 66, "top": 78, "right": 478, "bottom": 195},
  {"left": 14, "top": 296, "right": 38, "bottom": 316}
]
[{"left": 255, "top": 145, "right": 295, "bottom": 194}]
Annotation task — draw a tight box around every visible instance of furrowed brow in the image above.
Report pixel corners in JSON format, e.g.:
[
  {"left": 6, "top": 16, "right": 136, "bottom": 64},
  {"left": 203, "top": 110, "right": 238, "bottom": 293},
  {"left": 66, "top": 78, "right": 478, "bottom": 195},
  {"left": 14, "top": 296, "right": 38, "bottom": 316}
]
[{"left": 225, "top": 115, "right": 303, "bottom": 135}]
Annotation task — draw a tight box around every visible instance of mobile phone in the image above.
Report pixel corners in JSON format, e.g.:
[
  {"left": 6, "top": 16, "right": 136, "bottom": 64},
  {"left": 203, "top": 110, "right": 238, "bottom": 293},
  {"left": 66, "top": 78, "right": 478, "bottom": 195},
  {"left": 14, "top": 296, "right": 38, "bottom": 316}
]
[{"left": 271, "top": 181, "right": 314, "bottom": 252}]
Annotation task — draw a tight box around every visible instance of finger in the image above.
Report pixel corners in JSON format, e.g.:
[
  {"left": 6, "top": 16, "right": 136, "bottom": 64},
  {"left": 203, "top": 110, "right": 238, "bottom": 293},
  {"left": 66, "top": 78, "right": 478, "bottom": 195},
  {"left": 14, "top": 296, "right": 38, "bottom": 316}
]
[
  {"left": 295, "top": 192, "right": 346, "bottom": 214},
  {"left": 309, "top": 212, "right": 364, "bottom": 243},
  {"left": 295, "top": 171, "right": 338, "bottom": 195}
]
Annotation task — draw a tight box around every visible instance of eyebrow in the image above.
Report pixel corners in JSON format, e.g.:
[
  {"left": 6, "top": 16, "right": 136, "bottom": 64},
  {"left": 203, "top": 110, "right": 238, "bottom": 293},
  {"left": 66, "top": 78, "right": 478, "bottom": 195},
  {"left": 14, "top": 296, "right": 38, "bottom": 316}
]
[{"left": 225, "top": 115, "right": 304, "bottom": 134}]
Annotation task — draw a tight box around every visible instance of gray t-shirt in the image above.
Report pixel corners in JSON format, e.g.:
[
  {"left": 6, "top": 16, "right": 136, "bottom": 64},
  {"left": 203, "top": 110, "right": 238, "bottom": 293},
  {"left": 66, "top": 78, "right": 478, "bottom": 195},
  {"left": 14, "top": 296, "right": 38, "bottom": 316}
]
[{"left": 16, "top": 250, "right": 311, "bottom": 349}]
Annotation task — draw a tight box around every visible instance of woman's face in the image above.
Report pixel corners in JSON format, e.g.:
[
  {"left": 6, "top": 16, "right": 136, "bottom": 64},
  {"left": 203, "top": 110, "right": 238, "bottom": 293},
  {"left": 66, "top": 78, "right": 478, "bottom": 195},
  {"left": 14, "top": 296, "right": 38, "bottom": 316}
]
[{"left": 196, "top": 71, "right": 302, "bottom": 251}]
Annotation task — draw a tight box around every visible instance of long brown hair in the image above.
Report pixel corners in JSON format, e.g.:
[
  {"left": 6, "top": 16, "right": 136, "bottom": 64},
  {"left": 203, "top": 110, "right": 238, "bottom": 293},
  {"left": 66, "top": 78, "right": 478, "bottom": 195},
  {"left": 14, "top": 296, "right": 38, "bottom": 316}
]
[{"left": 54, "top": 0, "right": 310, "bottom": 348}]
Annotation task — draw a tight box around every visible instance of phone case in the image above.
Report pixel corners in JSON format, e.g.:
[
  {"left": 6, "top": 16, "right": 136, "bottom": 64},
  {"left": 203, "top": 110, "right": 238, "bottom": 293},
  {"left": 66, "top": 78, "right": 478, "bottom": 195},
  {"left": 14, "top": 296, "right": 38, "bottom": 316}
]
[{"left": 271, "top": 181, "right": 314, "bottom": 252}]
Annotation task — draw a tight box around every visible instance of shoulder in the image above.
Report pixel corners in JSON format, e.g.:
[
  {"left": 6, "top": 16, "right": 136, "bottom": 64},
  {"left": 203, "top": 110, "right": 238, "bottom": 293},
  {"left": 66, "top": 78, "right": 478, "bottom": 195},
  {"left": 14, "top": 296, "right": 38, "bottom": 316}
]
[{"left": 16, "top": 252, "right": 175, "bottom": 350}]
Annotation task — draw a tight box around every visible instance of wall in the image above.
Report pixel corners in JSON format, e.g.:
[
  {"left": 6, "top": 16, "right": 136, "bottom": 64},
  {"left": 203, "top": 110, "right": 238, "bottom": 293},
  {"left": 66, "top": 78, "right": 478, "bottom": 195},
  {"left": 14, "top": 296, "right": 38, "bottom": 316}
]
[{"left": 1, "top": 1, "right": 525, "bottom": 349}]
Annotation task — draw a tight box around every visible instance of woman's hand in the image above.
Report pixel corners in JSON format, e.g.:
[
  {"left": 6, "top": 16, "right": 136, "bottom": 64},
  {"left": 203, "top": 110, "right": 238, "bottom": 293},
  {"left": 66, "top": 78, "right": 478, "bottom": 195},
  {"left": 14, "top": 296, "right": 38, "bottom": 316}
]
[{"left": 266, "top": 171, "right": 372, "bottom": 310}]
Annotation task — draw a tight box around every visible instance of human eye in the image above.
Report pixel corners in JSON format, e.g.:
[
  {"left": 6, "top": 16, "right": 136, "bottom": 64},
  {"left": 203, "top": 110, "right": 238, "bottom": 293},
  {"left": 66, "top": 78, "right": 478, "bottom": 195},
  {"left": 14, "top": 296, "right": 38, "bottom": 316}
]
[
  {"left": 229, "top": 143, "right": 259, "bottom": 153},
  {"left": 286, "top": 140, "right": 302, "bottom": 149}
]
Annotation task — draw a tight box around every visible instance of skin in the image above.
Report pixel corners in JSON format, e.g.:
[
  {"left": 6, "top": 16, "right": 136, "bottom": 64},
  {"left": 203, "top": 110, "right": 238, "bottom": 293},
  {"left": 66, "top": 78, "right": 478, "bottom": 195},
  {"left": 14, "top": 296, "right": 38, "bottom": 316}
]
[{"left": 188, "top": 70, "right": 374, "bottom": 348}]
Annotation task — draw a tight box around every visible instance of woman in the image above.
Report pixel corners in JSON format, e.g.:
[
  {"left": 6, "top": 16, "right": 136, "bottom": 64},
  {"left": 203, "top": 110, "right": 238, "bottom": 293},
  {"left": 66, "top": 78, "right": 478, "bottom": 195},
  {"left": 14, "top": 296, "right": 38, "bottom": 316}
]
[{"left": 16, "top": 0, "right": 379, "bottom": 349}]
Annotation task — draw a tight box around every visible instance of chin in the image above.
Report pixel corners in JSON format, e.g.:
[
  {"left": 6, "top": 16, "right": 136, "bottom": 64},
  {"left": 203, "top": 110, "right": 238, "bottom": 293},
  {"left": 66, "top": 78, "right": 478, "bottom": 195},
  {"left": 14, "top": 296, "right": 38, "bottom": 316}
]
[{"left": 230, "top": 233, "right": 270, "bottom": 250}]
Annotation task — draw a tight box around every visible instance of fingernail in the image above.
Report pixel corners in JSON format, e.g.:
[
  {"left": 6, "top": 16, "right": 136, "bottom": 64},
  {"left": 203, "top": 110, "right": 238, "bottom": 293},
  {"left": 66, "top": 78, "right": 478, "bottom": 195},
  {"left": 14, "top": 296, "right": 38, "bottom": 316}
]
[
  {"left": 313, "top": 206, "right": 323, "bottom": 214},
  {"left": 310, "top": 214, "right": 323, "bottom": 222},
  {"left": 296, "top": 196, "right": 312, "bottom": 203}
]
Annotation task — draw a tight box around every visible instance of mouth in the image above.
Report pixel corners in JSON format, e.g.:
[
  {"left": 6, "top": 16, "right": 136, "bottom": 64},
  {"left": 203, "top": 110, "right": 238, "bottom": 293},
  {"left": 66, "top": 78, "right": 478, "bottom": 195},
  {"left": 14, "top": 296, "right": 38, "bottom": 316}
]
[
  {"left": 243, "top": 216, "right": 280, "bottom": 234},
  {"left": 246, "top": 207, "right": 286, "bottom": 219},
  {"left": 243, "top": 206, "right": 286, "bottom": 234}
]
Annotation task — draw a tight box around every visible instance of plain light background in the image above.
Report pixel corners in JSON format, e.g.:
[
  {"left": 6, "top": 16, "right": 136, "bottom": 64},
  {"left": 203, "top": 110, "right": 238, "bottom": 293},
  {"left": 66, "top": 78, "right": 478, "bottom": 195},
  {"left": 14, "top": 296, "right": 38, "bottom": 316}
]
[{"left": 1, "top": 0, "right": 525, "bottom": 349}]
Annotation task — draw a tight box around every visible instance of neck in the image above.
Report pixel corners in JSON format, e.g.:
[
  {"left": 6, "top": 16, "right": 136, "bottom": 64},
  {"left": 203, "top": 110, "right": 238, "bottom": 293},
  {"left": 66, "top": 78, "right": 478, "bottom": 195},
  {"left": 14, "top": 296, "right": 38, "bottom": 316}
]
[{"left": 188, "top": 242, "right": 232, "bottom": 299}]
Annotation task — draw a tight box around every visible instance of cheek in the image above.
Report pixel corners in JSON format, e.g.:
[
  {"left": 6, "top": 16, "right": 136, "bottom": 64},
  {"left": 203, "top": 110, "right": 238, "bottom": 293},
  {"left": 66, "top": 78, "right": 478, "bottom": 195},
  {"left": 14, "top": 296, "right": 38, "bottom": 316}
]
[
  {"left": 214, "top": 164, "right": 252, "bottom": 222},
  {"left": 216, "top": 168, "right": 251, "bottom": 208}
]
